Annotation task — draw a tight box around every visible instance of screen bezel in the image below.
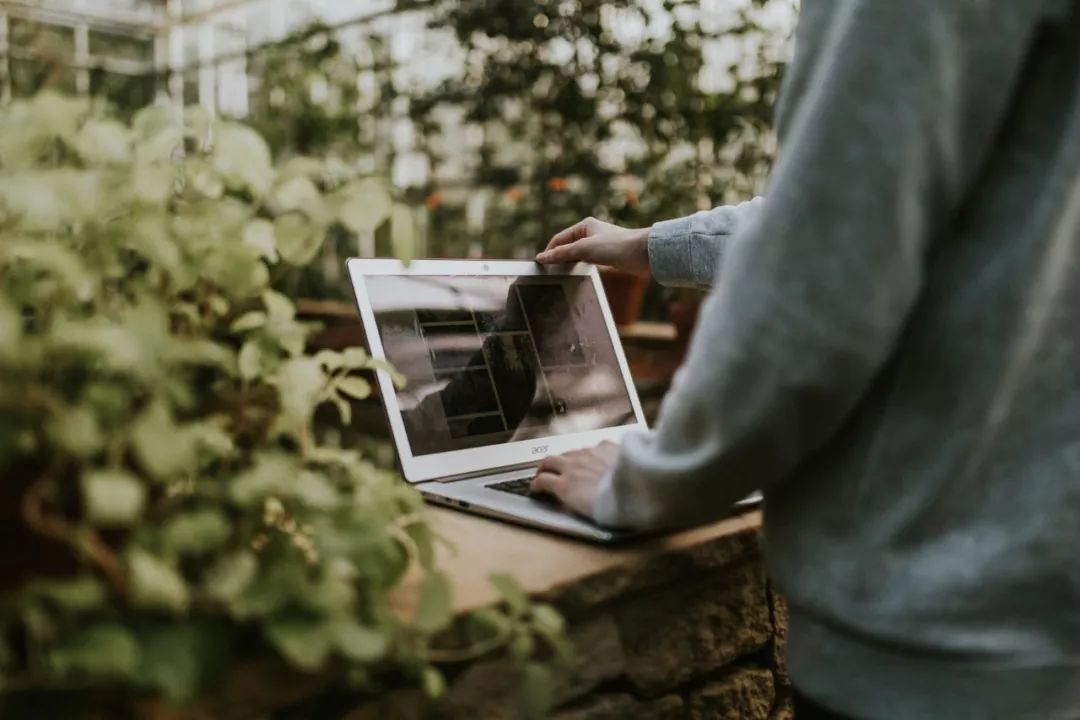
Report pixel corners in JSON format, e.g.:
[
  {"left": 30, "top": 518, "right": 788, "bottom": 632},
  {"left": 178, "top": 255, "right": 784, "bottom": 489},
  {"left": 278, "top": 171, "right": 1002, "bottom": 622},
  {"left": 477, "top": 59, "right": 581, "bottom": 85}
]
[{"left": 347, "top": 258, "right": 648, "bottom": 483}]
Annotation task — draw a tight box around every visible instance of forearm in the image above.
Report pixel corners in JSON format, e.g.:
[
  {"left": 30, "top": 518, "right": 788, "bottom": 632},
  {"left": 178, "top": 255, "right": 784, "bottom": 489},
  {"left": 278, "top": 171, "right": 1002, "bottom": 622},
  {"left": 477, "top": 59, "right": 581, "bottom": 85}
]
[{"left": 648, "top": 197, "right": 765, "bottom": 289}]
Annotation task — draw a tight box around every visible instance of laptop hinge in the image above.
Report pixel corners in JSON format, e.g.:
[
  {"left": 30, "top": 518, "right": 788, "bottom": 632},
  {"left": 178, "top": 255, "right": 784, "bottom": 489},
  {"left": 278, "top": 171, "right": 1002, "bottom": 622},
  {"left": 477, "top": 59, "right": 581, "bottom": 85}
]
[{"left": 428, "top": 461, "right": 537, "bottom": 483}]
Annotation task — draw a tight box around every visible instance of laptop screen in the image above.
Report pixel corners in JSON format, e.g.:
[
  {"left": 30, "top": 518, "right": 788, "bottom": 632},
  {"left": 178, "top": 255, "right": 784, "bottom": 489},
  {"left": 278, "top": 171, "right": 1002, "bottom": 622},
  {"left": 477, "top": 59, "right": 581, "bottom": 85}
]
[{"left": 365, "top": 274, "right": 636, "bottom": 456}]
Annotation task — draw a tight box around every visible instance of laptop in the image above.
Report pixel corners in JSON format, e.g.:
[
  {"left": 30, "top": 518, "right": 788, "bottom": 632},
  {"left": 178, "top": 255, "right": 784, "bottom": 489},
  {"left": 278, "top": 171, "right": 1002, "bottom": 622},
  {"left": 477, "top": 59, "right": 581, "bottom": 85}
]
[{"left": 347, "top": 258, "right": 648, "bottom": 542}]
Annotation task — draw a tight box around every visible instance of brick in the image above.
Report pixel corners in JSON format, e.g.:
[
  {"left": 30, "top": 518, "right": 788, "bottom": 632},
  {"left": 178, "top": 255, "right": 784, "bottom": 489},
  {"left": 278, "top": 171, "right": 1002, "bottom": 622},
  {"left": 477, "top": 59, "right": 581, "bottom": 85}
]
[
  {"left": 437, "top": 614, "right": 627, "bottom": 719},
  {"left": 616, "top": 561, "right": 772, "bottom": 695},
  {"left": 557, "top": 614, "right": 627, "bottom": 704},
  {"left": 549, "top": 528, "right": 762, "bottom": 616},
  {"left": 769, "top": 693, "right": 795, "bottom": 720},
  {"left": 689, "top": 668, "right": 774, "bottom": 720},
  {"left": 768, "top": 585, "right": 791, "bottom": 692}
]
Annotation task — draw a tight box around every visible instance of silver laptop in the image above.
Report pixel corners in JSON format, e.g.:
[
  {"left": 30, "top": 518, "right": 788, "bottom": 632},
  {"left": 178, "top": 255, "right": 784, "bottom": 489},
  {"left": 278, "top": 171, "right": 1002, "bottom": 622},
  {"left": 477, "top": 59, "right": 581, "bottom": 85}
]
[{"left": 347, "top": 258, "right": 648, "bottom": 542}]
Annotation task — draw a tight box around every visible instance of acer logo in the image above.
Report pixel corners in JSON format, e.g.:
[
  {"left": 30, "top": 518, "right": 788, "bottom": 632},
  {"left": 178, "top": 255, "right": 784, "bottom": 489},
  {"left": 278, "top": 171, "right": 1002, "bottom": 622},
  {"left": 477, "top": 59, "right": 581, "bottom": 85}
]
[{"left": 532, "top": 445, "right": 548, "bottom": 455}]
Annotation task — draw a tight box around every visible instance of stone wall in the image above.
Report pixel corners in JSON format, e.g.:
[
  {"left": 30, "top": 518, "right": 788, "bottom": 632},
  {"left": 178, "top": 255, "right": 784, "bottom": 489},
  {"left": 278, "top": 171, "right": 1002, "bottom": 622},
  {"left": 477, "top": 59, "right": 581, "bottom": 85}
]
[{"left": 349, "top": 521, "right": 790, "bottom": 720}]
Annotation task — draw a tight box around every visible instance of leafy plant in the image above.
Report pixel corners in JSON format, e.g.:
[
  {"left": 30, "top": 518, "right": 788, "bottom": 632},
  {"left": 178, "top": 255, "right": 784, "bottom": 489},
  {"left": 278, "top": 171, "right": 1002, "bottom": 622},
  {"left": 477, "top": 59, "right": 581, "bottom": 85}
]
[
  {"left": 411, "top": 0, "right": 792, "bottom": 255},
  {"left": 0, "top": 92, "right": 567, "bottom": 717}
]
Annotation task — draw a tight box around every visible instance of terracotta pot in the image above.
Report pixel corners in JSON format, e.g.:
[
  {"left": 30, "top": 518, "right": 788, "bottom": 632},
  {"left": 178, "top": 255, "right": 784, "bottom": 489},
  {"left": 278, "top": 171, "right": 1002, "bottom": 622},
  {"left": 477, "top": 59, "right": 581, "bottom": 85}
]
[{"left": 598, "top": 268, "right": 649, "bottom": 326}]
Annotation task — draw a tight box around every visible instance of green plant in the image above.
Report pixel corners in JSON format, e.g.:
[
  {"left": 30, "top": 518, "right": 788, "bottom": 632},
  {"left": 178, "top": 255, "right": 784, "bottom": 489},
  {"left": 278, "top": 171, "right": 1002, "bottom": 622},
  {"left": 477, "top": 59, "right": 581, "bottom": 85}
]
[
  {"left": 411, "top": 0, "right": 792, "bottom": 255},
  {"left": 0, "top": 92, "right": 568, "bottom": 717}
]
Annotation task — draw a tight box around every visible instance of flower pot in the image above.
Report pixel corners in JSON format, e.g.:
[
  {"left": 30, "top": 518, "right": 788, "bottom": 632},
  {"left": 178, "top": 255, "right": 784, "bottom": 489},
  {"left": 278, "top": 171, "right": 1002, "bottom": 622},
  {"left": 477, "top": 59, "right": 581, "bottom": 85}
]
[{"left": 599, "top": 268, "right": 649, "bottom": 326}]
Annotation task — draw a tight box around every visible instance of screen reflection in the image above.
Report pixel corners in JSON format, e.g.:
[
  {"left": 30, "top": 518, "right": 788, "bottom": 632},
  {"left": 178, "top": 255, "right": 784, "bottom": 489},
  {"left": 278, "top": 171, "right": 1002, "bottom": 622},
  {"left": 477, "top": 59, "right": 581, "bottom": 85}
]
[{"left": 367, "top": 275, "right": 636, "bottom": 456}]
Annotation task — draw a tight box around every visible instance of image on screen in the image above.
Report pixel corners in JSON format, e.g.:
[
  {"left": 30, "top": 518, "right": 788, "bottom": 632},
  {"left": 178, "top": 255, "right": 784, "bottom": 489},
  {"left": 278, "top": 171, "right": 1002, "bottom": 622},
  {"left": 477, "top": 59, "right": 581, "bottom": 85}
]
[{"left": 366, "top": 274, "right": 636, "bottom": 456}]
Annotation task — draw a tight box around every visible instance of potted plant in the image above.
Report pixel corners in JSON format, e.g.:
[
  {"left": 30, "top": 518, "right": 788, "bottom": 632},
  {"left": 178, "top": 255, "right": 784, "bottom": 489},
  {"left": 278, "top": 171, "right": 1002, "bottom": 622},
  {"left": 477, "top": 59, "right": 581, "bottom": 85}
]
[{"left": 0, "top": 92, "right": 567, "bottom": 718}]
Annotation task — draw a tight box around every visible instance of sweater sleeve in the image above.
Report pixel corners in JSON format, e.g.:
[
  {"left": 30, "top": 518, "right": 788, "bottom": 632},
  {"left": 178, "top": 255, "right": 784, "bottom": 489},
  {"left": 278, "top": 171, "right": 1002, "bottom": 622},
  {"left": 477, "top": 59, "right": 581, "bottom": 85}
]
[
  {"left": 648, "top": 197, "right": 765, "bottom": 289},
  {"left": 593, "top": 0, "right": 1050, "bottom": 529}
]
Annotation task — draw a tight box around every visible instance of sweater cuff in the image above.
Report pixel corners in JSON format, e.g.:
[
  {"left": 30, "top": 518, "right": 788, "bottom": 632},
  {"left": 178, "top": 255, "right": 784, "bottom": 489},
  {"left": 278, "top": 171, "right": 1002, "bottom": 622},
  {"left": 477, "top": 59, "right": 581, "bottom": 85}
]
[
  {"left": 591, "top": 467, "right": 623, "bottom": 528},
  {"left": 647, "top": 216, "right": 694, "bottom": 287}
]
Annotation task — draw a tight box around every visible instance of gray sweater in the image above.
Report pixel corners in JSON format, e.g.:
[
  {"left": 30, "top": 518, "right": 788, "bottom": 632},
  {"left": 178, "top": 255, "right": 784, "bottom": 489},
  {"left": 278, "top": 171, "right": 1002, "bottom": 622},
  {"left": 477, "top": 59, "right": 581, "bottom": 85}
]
[{"left": 593, "top": 1, "right": 1080, "bottom": 718}]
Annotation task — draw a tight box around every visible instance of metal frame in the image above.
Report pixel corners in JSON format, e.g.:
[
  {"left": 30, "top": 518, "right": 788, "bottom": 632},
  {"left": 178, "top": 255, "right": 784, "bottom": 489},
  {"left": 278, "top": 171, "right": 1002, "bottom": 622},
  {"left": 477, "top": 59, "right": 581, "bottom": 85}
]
[{"left": 347, "top": 258, "right": 648, "bottom": 484}]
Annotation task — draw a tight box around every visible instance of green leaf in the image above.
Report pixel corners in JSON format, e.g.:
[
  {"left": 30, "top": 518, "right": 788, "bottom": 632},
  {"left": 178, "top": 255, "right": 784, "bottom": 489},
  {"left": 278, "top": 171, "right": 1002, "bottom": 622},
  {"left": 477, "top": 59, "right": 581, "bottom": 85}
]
[
  {"left": 135, "top": 125, "right": 183, "bottom": 166},
  {"left": 467, "top": 607, "right": 513, "bottom": 644},
  {"left": 212, "top": 122, "right": 273, "bottom": 196},
  {"left": 531, "top": 604, "right": 566, "bottom": 637},
  {"left": 168, "top": 338, "right": 236, "bottom": 372},
  {"left": 228, "top": 452, "right": 297, "bottom": 506},
  {"left": 413, "top": 571, "right": 452, "bottom": 633},
  {"left": 183, "top": 105, "right": 212, "bottom": 145},
  {"left": 262, "top": 289, "right": 295, "bottom": 323},
  {"left": 336, "top": 376, "right": 371, "bottom": 400},
  {"left": 204, "top": 550, "right": 258, "bottom": 606},
  {"left": 314, "top": 349, "right": 344, "bottom": 371},
  {"left": 132, "top": 104, "right": 175, "bottom": 141},
  {"left": 127, "top": 549, "right": 190, "bottom": 614},
  {"left": 266, "top": 616, "right": 333, "bottom": 672},
  {"left": 509, "top": 632, "right": 534, "bottom": 660},
  {"left": 48, "top": 406, "right": 104, "bottom": 458},
  {"left": 294, "top": 470, "right": 338, "bottom": 509},
  {"left": 133, "top": 162, "right": 176, "bottom": 205},
  {"left": 391, "top": 203, "right": 415, "bottom": 264},
  {"left": 230, "top": 311, "right": 268, "bottom": 334},
  {"left": 489, "top": 573, "right": 529, "bottom": 615},
  {"left": 421, "top": 666, "right": 446, "bottom": 699},
  {"left": 271, "top": 174, "right": 323, "bottom": 217},
  {"left": 9, "top": 239, "right": 94, "bottom": 300},
  {"left": 329, "top": 393, "right": 352, "bottom": 425},
  {"left": 340, "top": 347, "right": 368, "bottom": 368},
  {"left": 135, "top": 622, "right": 229, "bottom": 704},
  {"left": 202, "top": 242, "right": 269, "bottom": 299},
  {"left": 274, "top": 213, "right": 324, "bottom": 266},
  {"left": 48, "top": 623, "right": 139, "bottom": 680},
  {"left": 26, "top": 575, "right": 106, "bottom": 612},
  {"left": 131, "top": 403, "right": 195, "bottom": 480},
  {"left": 333, "top": 620, "right": 389, "bottom": 663},
  {"left": 338, "top": 178, "right": 391, "bottom": 234},
  {"left": 243, "top": 217, "right": 278, "bottom": 262},
  {"left": 0, "top": 296, "right": 21, "bottom": 355},
  {"left": 238, "top": 338, "right": 267, "bottom": 381},
  {"left": 271, "top": 357, "right": 326, "bottom": 432},
  {"left": 81, "top": 469, "right": 146, "bottom": 527},
  {"left": 230, "top": 558, "right": 307, "bottom": 619},
  {"left": 162, "top": 508, "right": 231, "bottom": 556},
  {"left": 519, "top": 662, "right": 555, "bottom": 720},
  {"left": 75, "top": 118, "right": 131, "bottom": 165}
]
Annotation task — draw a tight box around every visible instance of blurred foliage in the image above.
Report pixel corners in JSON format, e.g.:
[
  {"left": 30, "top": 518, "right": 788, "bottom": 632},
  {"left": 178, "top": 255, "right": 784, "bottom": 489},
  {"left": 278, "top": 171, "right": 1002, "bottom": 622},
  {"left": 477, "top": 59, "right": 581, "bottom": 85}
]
[
  {"left": 0, "top": 92, "right": 568, "bottom": 717},
  {"left": 245, "top": 23, "right": 370, "bottom": 160},
  {"left": 412, "top": 0, "right": 790, "bottom": 255}
]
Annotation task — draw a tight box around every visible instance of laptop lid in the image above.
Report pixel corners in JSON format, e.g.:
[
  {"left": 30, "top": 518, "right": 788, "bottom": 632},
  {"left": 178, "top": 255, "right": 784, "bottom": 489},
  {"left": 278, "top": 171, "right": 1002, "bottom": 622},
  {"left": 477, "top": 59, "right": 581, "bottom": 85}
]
[{"left": 347, "top": 258, "right": 648, "bottom": 483}]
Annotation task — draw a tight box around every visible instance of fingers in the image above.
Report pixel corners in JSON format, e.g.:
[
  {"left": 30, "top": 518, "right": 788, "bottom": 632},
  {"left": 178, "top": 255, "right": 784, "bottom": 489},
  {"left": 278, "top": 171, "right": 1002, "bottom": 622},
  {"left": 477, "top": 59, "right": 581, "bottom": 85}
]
[
  {"left": 537, "top": 455, "right": 567, "bottom": 473},
  {"left": 545, "top": 217, "right": 594, "bottom": 251},
  {"left": 536, "top": 241, "right": 590, "bottom": 264},
  {"left": 530, "top": 471, "right": 567, "bottom": 499}
]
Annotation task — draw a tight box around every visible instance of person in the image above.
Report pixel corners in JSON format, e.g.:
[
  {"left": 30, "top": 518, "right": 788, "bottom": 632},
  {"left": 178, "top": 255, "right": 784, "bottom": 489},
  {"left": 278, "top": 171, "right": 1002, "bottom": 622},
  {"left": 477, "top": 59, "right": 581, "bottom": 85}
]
[{"left": 530, "top": 1, "right": 1080, "bottom": 718}]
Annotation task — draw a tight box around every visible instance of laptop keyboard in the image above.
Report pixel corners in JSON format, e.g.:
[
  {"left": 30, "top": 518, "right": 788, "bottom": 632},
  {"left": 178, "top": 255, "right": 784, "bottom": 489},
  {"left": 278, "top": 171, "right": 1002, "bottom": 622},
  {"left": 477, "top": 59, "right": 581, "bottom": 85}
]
[{"left": 487, "top": 477, "right": 533, "bottom": 496}]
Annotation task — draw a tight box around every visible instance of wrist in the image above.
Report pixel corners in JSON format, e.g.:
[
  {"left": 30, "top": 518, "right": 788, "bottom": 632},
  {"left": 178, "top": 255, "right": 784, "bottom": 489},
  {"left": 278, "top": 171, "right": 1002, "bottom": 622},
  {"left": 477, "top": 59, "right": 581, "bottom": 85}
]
[{"left": 631, "top": 227, "right": 651, "bottom": 274}]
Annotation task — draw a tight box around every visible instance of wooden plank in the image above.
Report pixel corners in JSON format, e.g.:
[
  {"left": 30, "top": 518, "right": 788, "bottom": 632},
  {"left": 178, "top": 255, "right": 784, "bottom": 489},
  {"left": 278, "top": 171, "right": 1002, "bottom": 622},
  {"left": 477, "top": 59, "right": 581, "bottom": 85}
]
[{"left": 391, "top": 507, "right": 762, "bottom": 615}]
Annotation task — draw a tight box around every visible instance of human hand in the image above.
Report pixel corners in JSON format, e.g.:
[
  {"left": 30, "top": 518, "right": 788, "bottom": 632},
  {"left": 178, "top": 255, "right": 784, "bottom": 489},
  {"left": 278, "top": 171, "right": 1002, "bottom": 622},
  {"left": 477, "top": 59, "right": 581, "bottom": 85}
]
[
  {"left": 535, "top": 217, "right": 650, "bottom": 275},
  {"left": 529, "top": 441, "right": 620, "bottom": 518}
]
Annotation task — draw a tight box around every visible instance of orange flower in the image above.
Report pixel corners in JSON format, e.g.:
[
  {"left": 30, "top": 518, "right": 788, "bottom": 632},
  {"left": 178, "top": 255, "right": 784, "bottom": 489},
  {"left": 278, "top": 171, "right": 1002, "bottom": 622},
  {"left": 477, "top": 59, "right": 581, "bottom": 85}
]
[
  {"left": 505, "top": 187, "right": 524, "bottom": 202},
  {"left": 547, "top": 177, "right": 568, "bottom": 192},
  {"left": 624, "top": 188, "right": 639, "bottom": 207},
  {"left": 425, "top": 191, "right": 444, "bottom": 210}
]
